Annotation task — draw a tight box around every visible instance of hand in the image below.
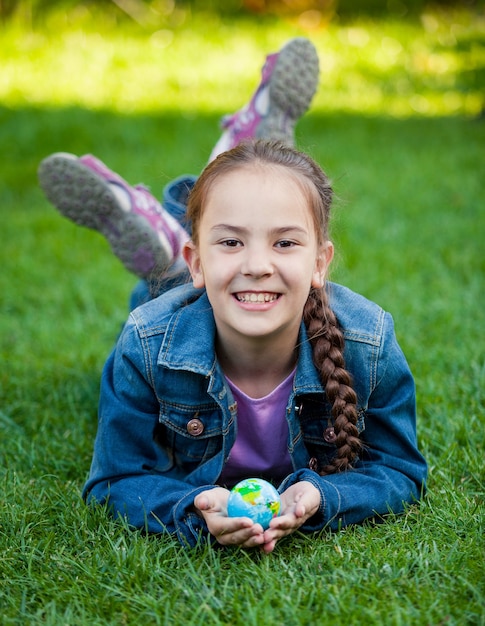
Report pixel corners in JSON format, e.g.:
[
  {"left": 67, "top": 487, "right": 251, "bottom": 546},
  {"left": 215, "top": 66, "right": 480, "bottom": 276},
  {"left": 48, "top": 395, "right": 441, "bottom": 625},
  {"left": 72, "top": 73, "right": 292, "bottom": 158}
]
[
  {"left": 261, "top": 481, "right": 321, "bottom": 554},
  {"left": 194, "top": 487, "right": 267, "bottom": 548}
]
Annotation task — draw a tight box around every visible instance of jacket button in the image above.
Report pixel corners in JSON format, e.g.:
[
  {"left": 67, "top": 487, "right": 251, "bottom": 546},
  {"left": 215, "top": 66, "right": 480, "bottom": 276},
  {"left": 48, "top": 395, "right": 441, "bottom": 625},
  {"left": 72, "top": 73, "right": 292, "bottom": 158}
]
[
  {"left": 323, "top": 426, "right": 337, "bottom": 443},
  {"left": 187, "top": 418, "right": 204, "bottom": 436}
]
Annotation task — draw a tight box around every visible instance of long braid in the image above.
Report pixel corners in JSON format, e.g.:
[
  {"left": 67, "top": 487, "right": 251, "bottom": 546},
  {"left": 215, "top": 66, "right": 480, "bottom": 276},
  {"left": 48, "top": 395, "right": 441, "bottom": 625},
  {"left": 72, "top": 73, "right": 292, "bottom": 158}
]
[{"left": 303, "top": 287, "right": 363, "bottom": 474}]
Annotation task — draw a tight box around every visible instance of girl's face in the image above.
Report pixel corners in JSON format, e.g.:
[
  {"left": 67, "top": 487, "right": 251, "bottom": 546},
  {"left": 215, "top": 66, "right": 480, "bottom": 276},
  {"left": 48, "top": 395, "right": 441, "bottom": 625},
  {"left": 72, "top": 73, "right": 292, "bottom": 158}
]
[{"left": 183, "top": 165, "right": 333, "bottom": 353}]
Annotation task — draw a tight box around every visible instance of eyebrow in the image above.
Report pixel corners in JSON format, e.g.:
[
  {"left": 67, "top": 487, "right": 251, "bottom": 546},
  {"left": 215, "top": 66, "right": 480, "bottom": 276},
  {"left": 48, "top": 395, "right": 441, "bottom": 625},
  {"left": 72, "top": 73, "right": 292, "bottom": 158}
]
[{"left": 210, "top": 224, "right": 309, "bottom": 236}]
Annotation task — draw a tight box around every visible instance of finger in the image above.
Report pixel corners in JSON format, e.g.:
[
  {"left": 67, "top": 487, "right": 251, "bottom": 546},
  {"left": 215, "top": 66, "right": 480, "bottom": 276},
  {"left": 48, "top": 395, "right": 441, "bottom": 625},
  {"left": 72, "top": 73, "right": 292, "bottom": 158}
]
[
  {"left": 293, "top": 501, "right": 307, "bottom": 518},
  {"left": 260, "top": 538, "right": 278, "bottom": 554},
  {"left": 216, "top": 524, "right": 264, "bottom": 547},
  {"left": 215, "top": 520, "right": 251, "bottom": 538},
  {"left": 194, "top": 493, "right": 210, "bottom": 511},
  {"left": 213, "top": 516, "right": 255, "bottom": 537},
  {"left": 269, "top": 512, "right": 299, "bottom": 530}
]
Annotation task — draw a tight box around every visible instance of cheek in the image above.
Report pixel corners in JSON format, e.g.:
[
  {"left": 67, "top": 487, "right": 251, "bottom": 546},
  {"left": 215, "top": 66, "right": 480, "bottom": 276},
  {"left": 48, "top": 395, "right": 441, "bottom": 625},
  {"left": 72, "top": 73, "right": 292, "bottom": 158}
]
[{"left": 193, "top": 250, "right": 227, "bottom": 291}]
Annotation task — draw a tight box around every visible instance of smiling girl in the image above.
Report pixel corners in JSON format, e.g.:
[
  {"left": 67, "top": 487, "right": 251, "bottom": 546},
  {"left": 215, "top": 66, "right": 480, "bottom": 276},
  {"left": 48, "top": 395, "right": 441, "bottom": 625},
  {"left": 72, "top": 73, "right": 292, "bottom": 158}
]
[
  {"left": 38, "top": 39, "right": 426, "bottom": 551},
  {"left": 40, "top": 140, "right": 427, "bottom": 553}
]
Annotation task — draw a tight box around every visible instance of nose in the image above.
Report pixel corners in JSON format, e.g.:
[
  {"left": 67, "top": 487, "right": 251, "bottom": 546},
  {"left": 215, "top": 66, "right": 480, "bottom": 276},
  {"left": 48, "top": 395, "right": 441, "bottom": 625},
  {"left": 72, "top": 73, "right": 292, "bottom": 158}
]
[{"left": 240, "top": 245, "right": 274, "bottom": 279}]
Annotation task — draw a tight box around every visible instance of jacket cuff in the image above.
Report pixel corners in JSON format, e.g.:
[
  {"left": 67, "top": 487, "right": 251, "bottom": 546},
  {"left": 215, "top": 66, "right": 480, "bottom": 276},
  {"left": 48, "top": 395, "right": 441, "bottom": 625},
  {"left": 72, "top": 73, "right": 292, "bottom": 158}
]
[
  {"left": 278, "top": 468, "right": 342, "bottom": 532},
  {"left": 172, "top": 486, "right": 218, "bottom": 548}
]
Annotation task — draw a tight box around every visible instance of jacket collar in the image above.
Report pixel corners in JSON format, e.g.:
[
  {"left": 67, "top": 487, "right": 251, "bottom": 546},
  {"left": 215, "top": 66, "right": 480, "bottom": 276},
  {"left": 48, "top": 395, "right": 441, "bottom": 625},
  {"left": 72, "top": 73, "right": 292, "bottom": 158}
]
[
  {"left": 158, "top": 291, "right": 218, "bottom": 375},
  {"left": 157, "top": 289, "right": 324, "bottom": 395},
  {"left": 293, "top": 327, "right": 325, "bottom": 395}
]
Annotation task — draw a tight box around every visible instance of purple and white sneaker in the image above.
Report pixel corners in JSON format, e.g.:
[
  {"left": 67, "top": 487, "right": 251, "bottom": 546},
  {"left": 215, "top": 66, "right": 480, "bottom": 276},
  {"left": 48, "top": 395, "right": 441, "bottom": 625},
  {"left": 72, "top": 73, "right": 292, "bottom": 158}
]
[
  {"left": 209, "top": 37, "right": 320, "bottom": 161},
  {"left": 38, "top": 153, "right": 188, "bottom": 278}
]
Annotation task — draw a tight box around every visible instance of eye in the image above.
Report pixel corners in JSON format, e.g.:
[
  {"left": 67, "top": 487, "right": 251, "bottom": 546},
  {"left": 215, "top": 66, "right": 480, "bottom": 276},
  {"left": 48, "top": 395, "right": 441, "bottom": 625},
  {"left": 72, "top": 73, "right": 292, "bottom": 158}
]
[
  {"left": 221, "top": 239, "right": 242, "bottom": 248},
  {"left": 275, "top": 239, "right": 297, "bottom": 249}
]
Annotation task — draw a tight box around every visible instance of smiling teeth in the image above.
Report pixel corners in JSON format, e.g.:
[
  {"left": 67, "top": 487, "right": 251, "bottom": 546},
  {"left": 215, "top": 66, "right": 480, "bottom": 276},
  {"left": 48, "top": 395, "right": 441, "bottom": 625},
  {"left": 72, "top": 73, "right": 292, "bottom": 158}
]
[{"left": 236, "top": 293, "right": 278, "bottom": 303}]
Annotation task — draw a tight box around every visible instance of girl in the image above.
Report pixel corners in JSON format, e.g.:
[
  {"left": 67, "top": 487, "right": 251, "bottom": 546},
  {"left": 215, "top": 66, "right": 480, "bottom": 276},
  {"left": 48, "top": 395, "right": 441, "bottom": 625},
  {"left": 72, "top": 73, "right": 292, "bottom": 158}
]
[
  {"left": 40, "top": 141, "right": 427, "bottom": 553},
  {"left": 38, "top": 38, "right": 426, "bottom": 551}
]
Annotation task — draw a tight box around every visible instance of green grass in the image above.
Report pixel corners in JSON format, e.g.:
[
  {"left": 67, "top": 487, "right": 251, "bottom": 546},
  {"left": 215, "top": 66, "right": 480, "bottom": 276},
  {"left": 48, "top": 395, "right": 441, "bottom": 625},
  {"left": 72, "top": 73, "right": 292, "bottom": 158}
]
[{"left": 1, "top": 5, "right": 484, "bottom": 625}]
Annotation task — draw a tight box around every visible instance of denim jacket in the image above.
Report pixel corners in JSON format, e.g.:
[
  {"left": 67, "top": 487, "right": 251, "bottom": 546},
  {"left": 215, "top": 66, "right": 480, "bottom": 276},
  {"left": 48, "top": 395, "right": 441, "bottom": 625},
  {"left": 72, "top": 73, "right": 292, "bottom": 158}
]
[{"left": 83, "top": 281, "right": 427, "bottom": 547}]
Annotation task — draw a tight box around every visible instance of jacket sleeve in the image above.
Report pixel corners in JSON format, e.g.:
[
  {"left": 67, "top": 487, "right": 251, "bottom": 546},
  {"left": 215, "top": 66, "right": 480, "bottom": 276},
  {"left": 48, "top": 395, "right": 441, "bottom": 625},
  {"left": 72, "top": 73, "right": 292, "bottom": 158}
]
[
  {"left": 280, "top": 312, "right": 427, "bottom": 532},
  {"left": 82, "top": 319, "right": 215, "bottom": 548}
]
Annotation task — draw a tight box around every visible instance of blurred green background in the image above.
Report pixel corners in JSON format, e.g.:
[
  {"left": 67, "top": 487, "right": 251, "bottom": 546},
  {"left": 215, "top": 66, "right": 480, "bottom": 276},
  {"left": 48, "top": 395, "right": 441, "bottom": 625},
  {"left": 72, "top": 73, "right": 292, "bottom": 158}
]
[
  {"left": 1, "top": 1, "right": 484, "bottom": 623},
  {"left": 2, "top": 0, "right": 484, "bottom": 118}
]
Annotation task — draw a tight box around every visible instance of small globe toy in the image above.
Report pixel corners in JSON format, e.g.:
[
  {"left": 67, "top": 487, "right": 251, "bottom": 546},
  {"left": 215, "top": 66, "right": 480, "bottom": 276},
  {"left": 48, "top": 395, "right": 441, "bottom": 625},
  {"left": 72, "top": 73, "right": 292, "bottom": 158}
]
[{"left": 227, "top": 478, "right": 281, "bottom": 530}]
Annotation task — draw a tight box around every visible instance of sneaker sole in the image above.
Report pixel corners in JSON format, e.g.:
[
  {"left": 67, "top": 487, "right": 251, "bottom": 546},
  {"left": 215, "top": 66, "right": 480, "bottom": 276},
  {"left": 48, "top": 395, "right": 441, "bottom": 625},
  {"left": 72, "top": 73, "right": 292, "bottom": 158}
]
[
  {"left": 258, "top": 37, "right": 320, "bottom": 143},
  {"left": 38, "top": 153, "right": 171, "bottom": 278}
]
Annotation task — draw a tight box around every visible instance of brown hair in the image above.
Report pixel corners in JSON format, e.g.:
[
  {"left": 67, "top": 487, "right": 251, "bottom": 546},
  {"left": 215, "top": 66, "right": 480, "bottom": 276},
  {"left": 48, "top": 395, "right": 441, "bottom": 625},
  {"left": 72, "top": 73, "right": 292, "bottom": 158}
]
[{"left": 187, "top": 139, "right": 362, "bottom": 474}]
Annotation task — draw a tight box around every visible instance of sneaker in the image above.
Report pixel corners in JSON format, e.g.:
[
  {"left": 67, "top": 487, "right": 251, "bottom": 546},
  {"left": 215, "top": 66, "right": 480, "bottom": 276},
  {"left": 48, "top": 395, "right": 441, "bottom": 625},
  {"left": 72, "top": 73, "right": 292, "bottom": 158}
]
[
  {"left": 209, "top": 37, "right": 319, "bottom": 160},
  {"left": 38, "top": 153, "right": 188, "bottom": 278}
]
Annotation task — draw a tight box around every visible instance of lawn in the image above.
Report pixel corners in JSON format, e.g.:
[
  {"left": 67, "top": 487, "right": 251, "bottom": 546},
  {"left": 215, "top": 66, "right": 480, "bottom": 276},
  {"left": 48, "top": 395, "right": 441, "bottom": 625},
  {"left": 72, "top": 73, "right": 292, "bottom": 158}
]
[{"left": 1, "top": 4, "right": 484, "bottom": 625}]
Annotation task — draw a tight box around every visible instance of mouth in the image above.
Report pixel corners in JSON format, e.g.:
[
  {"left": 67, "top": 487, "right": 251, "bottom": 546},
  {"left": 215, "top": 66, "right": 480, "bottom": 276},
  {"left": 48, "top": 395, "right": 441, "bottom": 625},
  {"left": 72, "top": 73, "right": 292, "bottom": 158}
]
[{"left": 234, "top": 292, "right": 280, "bottom": 303}]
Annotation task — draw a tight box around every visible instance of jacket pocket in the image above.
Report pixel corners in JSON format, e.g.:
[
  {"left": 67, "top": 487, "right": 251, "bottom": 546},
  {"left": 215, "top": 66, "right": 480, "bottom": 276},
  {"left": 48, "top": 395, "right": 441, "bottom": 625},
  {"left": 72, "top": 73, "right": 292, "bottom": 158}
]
[
  {"left": 297, "top": 395, "right": 366, "bottom": 468},
  {"left": 155, "top": 401, "right": 224, "bottom": 473}
]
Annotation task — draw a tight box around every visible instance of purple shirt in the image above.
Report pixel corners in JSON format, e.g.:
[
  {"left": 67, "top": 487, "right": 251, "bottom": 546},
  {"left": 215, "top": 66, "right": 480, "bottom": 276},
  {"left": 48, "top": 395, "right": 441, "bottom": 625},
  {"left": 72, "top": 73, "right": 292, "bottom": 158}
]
[{"left": 218, "top": 370, "right": 295, "bottom": 487}]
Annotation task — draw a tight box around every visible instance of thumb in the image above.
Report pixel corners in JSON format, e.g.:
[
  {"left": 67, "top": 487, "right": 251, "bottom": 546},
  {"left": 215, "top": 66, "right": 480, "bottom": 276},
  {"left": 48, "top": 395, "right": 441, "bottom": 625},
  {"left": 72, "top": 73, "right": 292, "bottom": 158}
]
[{"left": 194, "top": 492, "right": 212, "bottom": 512}]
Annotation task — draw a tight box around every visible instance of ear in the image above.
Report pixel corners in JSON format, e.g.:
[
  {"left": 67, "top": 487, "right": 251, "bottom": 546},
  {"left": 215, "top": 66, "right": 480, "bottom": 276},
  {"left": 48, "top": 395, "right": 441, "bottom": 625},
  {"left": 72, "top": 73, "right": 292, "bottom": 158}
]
[
  {"left": 182, "top": 240, "right": 205, "bottom": 288},
  {"left": 311, "top": 241, "right": 334, "bottom": 289}
]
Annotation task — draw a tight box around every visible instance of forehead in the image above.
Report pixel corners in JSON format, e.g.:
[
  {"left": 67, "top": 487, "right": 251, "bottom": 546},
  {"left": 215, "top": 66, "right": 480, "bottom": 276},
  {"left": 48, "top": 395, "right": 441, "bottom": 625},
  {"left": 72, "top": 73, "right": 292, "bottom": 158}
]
[
  {"left": 204, "top": 164, "right": 312, "bottom": 216},
  {"left": 209, "top": 162, "right": 307, "bottom": 189}
]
